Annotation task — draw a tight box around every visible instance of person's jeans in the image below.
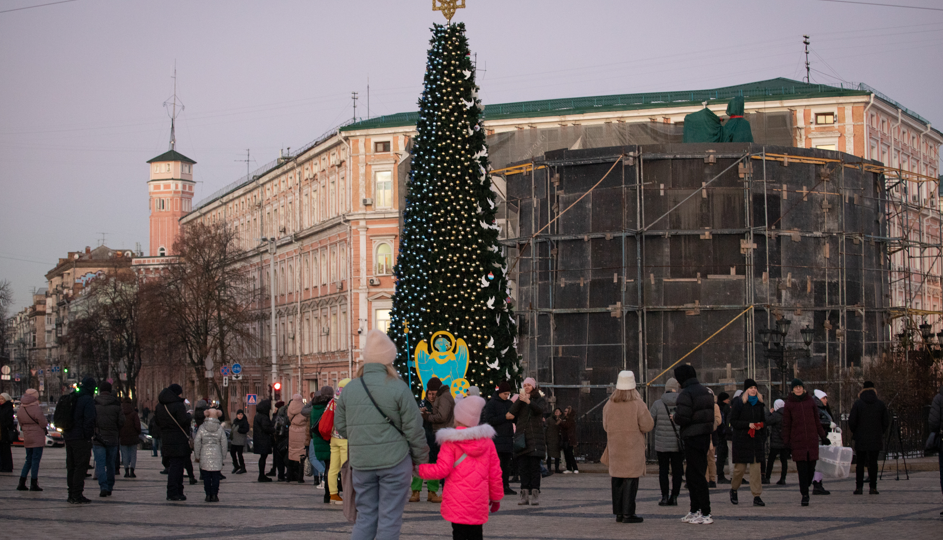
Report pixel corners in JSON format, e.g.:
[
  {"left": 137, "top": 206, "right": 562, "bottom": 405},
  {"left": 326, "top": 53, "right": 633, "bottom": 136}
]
[
  {"left": 65, "top": 439, "right": 92, "bottom": 498},
  {"left": 152, "top": 437, "right": 161, "bottom": 457},
  {"left": 766, "top": 448, "right": 789, "bottom": 481},
  {"left": 20, "top": 446, "right": 43, "bottom": 479},
  {"left": 120, "top": 444, "right": 137, "bottom": 469},
  {"left": 328, "top": 437, "right": 348, "bottom": 495},
  {"left": 92, "top": 445, "right": 118, "bottom": 492},
  {"left": 166, "top": 455, "right": 186, "bottom": 498},
  {"left": 202, "top": 469, "right": 221, "bottom": 496},
  {"left": 410, "top": 475, "right": 440, "bottom": 493},
  {"left": 657, "top": 451, "right": 684, "bottom": 497},
  {"left": 308, "top": 441, "right": 326, "bottom": 478},
  {"left": 519, "top": 455, "right": 542, "bottom": 491},
  {"left": 351, "top": 454, "right": 412, "bottom": 540},
  {"left": 683, "top": 441, "right": 711, "bottom": 515},
  {"left": 855, "top": 450, "right": 879, "bottom": 489}
]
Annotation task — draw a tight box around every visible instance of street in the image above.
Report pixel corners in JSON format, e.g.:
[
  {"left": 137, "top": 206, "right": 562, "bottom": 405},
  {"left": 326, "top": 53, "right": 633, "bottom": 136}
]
[{"left": 0, "top": 446, "right": 939, "bottom": 539}]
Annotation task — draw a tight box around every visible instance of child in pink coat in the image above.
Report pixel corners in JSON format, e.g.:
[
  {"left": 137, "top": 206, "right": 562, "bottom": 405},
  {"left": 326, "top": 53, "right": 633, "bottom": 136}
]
[{"left": 419, "top": 395, "right": 504, "bottom": 540}]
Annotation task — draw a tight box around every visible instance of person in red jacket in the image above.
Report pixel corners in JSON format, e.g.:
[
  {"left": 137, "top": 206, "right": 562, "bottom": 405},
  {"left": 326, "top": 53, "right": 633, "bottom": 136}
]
[
  {"left": 419, "top": 395, "right": 504, "bottom": 540},
  {"left": 781, "top": 379, "right": 827, "bottom": 507}
]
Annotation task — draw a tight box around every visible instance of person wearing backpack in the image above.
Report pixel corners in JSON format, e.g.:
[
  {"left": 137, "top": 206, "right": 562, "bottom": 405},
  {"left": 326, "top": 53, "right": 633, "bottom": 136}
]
[
  {"left": 92, "top": 381, "right": 124, "bottom": 498},
  {"left": 63, "top": 376, "right": 98, "bottom": 504},
  {"left": 335, "top": 330, "right": 429, "bottom": 540}
]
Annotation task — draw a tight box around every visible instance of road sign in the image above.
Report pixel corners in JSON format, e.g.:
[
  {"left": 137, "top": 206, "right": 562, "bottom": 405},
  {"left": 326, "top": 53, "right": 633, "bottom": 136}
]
[
  {"left": 52, "top": 366, "right": 60, "bottom": 373},
  {"left": 246, "top": 394, "right": 258, "bottom": 405},
  {"left": 205, "top": 370, "right": 213, "bottom": 378},
  {"left": 223, "top": 376, "right": 229, "bottom": 387},
  {"left": 14, "top": 374, "right": 20, "bottom": 382},
  {"left": 221, "top": 365, "right": 231, "bottom": 376},
  {"left": 38, "top": 369, "right": 44, "bottom": 375},
  {"left": 232, "top": 374, "right": 242, "bottom": 381},
  {"left": 231, "top": 363, "right": 242, "bottom": 375},
  {"left": 204, "top": 357, "right": 214, "bottom": 370},
  {"left": 0, "top": 375, "right": 10, "bottom": 381},
  {"left": 1, "top": 365, "right": 10, "bottom": 375}
]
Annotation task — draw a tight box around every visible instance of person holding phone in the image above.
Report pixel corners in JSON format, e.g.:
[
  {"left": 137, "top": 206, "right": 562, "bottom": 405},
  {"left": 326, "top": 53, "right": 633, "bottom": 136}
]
[{"left": 507, "top": 377, "right": 548, "bottom": 506}]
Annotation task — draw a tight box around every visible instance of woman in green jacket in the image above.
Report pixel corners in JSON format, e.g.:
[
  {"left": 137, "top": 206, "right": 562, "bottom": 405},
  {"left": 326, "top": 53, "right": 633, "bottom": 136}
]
[{"left": 309, "top": 386, "right": 333, "bottom": 497}]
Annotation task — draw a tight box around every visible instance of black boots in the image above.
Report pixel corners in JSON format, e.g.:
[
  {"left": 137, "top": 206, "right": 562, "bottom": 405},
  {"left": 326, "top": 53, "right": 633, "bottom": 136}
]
[
  {"left": 730, "top": 489, "right": 738, "bottom": 505},
  {"left": 658, "top": 495, "right": 669, "bottom": 506},
  {"left": 812, "top": 481, "right": 830, "bottom": 495},
  {"left": 667, "top": 494, "right": 678, "bottom": 506},
  {"left": 30, "top": 479, "right": 42, "bottom": 492},
  {"left": 16, "top": 477, "right": 28, "bottom": 491},
  {"left": 129, "top": 468, "right": 136, "bottom": 478}
]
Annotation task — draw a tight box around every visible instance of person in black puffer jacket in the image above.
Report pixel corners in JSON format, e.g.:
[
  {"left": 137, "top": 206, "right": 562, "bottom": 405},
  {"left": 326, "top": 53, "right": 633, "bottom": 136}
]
[
  {"left": 848, "top": 381, "right": 890, "bottom": 495},
  {"left": 483, "top": 381, "right": 515, "bottom": 495},
  {"left": 92, "top": 382, "right": 124, "bottom": 497},
  {"left": 672, "top": 365, "right": 715, "bottom": 524},
  {"left": 155, "top": 384, "right": 192, "bottom": 501},
  {"left": 764, "top": 399, "right": 789, "bottom": 485},
  {"left": 253, "top": 399, "right": 275, "bottom": 483},
  {"left": 727, "top": 379, "right": 768, "bottom": 507},
  {"left": 508, "top": 377, "right": 549, "bottom": 506}
]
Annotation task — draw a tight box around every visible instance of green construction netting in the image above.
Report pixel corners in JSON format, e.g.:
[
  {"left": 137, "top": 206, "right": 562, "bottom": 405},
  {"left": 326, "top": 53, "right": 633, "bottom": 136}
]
[
  {"left": 721, "top": 96, "right": 754, "bottom": 142},
  {"left": 682, "top": 107, "right": 722, "bottom": 143}
]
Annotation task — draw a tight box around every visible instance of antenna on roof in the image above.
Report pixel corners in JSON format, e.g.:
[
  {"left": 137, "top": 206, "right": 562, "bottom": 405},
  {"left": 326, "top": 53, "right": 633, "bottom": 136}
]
[
  {"left": 352, "top": 91, "right": 359, "bottom": 123},
  {"left": 97, "top": 232, "right": 107, "bottom": 247},
  {"left": 164, "top": 62, "right": 185, "bottom": 151},
  {"left": 803, "top": 35, "right": 811, "bottom": 84},
  {"left": 236, "top": 149, "right": 254, "bottom": 182},
  {"left": 473, "top": 53, "right": 486, "bottom": 79}
]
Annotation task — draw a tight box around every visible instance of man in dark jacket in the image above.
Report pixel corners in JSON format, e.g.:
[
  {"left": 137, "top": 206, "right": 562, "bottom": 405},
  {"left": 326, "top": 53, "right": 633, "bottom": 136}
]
[
  {"left": 715, "top": 392, "right": 732, "bottom": 484},
  {"left": 92, "top": 381, "right": 124, "bottom": 497},
  {"left": 253, "top": 398, "right": 275, "bottom": 483},
  {"left": 848, "top": 381, "right": 889, "bottom": 495},
  {"left": 422, "top": 377, "right": 455, "bottom": 433},
  {"left": 155, "top": 384, "right": 191, "bottom": 501},
  {"left": 64, "top": 376, "right": 97, "bottom": 504},
  {"left": 672, "top": 365, "right": 715, "bottom": 524},
  {"left": 483, "top": 380, "right": 515, "bottom": 494}
]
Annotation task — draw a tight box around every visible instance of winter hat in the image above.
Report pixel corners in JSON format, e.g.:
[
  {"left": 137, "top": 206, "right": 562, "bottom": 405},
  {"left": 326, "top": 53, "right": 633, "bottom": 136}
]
[
  {"left": 98, "top": 381, "right": 112, "bottom": 393},
  {"left": 523, "top": 377, "right": 537, "bottom": 389},
  {"left": 236, "top": 409, "right": 245, "bottom": 416},
  {"left": 496, "top": 381, "right": 511, "bottom": 394},
  {"left": 673, "top": 365, "right": 697, "bottom": 385},
  {"left": 291, "top": 394, "right": 303, "bottom": 404},
  {"left": 0, "top": 393, "right": 10, "bottom": 402},
  {"left": 320, "top": 386, "right": 334, "bottom": 402},
  {"left": 467, "top": 386, "right": 481, "bottom": 397},
  {"left": 814, "top": 389, "right": 827, "bottom": 400},
  {"left": 363, "top": 329, "right": 397, "bottom": 365},
  {"left": 863, "top": 381, "right": 875, "bottom": 389},
  {"left": 195, "top": 399, "right": 208, "bottom": 410},
  {"left": 665, "top": 377, "right": 680, "bottom": 392},
  {"left": 275, "top": 401, "right": 285, "bottom": 409},
  {"left": 453, "top": 395, "right": 486, "bottom": 427},
  {"left": 82, "top": 376, "right": 97, "bottom": 391},
  {"left": 733, "top": 390, "right": 743, "bottom": 399},
  {"left": 616, "top": 370, "right": 637, "bottom": 390},
  {"left": 169, "top": 383, "right": 183, "bottom": 396},
  {"left": 790, "top": 378, "right": 804, "bottom": 390},
  {"left": 743, "top": 378, "right": 758, "bottom": 391},
  {"left": 205, "top": 409, "right": 218, "bottom": 419},
  {"left": 774, "top": 399, "right": 785, "bottom": 411},
  {"left": 25, "top": 388, "right": 39, "bottom": 398},
  {"left": 718, "top": 392, "right": 730, "bottom": 402},
  {"left": 426, "top": 378, "right": 443, "bottom": 393}
]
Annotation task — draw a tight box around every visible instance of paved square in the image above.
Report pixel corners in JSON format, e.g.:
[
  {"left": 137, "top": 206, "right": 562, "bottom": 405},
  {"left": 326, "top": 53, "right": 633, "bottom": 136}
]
[{"left": 0, "top": 446, "right": 940, "bottom": 539}]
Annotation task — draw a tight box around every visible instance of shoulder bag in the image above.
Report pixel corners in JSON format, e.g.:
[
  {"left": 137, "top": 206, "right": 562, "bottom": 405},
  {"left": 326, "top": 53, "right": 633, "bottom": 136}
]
[
  {"left": 24, "top": 408, "right": 48, "bottom": 436},
  {"left": 512, "top": 402, "right": 529, "bottom": 454},
  {"left": 360, "top": 378, "right": 406, "bottom": 438},
  {"left": 164, "top": 404, "right": 193, "bottom": 450},
  {"left": 664, "top": 402, "right": 684, "bottom": 453}
]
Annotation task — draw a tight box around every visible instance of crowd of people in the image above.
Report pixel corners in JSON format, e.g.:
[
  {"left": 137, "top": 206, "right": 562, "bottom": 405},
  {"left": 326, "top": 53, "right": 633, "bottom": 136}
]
[{"left": 3, "top": 333, "right": 943, "bottom": 536}]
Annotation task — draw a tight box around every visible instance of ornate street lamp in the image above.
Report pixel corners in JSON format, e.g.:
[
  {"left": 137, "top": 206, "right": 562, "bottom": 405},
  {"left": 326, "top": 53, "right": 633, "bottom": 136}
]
[
  {"left": 800, "top": 325, "right": 815, "bottom": 348},
  {"left": 919, "top": 321, "right": 933, "bottom": 342}
]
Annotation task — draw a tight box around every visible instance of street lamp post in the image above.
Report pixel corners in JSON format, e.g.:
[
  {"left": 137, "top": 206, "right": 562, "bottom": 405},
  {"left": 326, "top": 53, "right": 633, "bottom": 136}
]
[
  {"left": 266, "top": 238, "right": 278, "bottom": 398},
  {"left": 758, "top": 318, "right": 814, "bottom": 398}
]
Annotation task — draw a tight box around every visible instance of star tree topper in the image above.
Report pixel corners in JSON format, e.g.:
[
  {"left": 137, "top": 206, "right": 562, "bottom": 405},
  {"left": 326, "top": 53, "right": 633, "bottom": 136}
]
[{"left": 433, "top": 0, "right": 465, "bottom": 23}]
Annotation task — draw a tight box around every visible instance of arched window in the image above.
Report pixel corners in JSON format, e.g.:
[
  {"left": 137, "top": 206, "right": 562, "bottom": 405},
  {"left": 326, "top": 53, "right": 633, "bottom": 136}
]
[
  {"left": 375, "top": 243, "right": 393, "bottom": 275},
  {"left": 158, "top": 247, "right": 166, "bottom": 257}
]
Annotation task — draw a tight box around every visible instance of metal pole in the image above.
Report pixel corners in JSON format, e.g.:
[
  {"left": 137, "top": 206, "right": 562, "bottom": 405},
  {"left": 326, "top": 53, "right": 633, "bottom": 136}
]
[{"left": 269, "top": 238, "right": 278, "bottom": 394}]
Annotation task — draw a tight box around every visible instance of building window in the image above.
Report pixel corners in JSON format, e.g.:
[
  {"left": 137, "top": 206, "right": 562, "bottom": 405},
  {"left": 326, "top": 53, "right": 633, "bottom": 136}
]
[
  {"left": 376, "top": 243, "right": 393, "bottom": 275},
  {"left": 815, "top": 113, "right": 835, "bottom": 125},
  {"left": 375, "top": 141, "right": 391, "bottom": 153},
  {"left": 815, "top": 144, "right": 837, "bottom": 151},
  {"left": 158, "top": 247, "right": 166, "bottom": 257},
  {"left": 375, "top": 171, "right": 393, "bottom": 208},
  {"left": 375, "top": 308, "right": 391, "bottom": 333}
]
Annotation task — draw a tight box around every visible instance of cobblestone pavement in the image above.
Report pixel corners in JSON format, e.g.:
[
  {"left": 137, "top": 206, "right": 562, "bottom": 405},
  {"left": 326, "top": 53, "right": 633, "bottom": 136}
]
[{"left": 0, "top": 446, "right": 940, "bottom": 539}]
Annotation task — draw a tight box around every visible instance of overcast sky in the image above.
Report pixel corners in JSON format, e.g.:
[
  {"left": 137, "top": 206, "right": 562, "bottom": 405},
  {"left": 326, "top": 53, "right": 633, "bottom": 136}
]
[{"left": 2, "top": 0, "right": 941, "bottom": 310}]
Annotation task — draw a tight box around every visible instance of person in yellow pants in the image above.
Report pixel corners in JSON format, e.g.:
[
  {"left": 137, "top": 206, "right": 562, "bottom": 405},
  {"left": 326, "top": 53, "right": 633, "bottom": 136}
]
[{"left": 328, "top": 378, "right": 350, "bottom": 504}]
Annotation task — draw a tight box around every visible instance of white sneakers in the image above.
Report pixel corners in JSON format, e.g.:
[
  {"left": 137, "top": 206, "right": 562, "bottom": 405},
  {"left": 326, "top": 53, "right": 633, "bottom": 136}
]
[
  {"left": 681, "top": 511, "right": 713, "bottom": 524},
  {"left": 573, "top": 470, "right": 579, "bottom": 474},
  {"left": 563, "top": 470, "right": 573, "bottom": 474}
]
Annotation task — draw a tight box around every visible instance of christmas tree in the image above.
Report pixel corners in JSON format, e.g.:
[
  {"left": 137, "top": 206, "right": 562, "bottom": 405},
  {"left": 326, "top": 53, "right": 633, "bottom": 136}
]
[{"left": 389, "top": 22, "right": 521, "bottom": 398}]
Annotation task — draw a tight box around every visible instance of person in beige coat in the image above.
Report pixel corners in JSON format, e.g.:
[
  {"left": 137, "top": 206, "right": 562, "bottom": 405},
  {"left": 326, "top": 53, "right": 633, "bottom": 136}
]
[
  {"left": 603, "top": 371, "right": 655, "bottom": 524},
  {"left": 287, "top": 394, "right": 309, "bottom": 484}
]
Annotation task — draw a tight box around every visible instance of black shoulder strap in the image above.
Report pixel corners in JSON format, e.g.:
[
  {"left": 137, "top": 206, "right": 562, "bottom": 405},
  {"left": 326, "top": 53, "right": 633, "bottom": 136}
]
[
  {"left": 360, "top": 378, "right": 406, "bottom": 438},
  {"left": 664, "top": 401, "right": 682, "bottom": 444}
]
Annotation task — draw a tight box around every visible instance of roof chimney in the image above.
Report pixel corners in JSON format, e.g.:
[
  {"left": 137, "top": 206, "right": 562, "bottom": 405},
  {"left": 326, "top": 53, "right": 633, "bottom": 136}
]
[{"left": 85, "top": 246, "right": 91, "bottom": 254}]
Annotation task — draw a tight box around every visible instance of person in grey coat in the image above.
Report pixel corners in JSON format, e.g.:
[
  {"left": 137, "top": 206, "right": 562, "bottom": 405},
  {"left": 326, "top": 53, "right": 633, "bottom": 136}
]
[
  {"left": 650, "top": 377, "right": 683, "bottom": 506},
  {"left": 194, "top": 409, "right": 227, "bottom": 502},
  {"left": 92, "top": 381, "right": 124, "bottom": 498}
]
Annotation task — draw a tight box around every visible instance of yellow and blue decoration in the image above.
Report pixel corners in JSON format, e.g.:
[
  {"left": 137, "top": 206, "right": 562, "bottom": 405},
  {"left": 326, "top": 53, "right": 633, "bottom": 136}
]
[{"left": 414, "top": 330, "right": 470, "bottom": 398}]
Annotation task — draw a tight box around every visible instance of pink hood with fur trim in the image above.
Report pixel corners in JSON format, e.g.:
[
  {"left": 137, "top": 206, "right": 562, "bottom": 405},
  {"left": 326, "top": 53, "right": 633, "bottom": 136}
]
[{"left": 418, "top": 424, "right": 504, "bottom": 525}]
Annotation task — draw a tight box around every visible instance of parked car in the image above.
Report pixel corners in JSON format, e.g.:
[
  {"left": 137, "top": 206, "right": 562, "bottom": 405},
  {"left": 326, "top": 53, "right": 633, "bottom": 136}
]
[
  {"left": 139, "top": 421, "right": 154, "bottom": 450},
  {"left": 11, "top": 413, "right": 65, "bottom": 448}
]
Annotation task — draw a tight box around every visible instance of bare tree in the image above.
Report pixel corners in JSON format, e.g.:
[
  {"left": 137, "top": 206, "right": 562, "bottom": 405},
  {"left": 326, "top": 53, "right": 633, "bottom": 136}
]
[
  {"left": 152, "top": 221, "right": 261, "bottom": 419},
  {"left": 0, "top": 280, "right": 11, "bottom": 361}
]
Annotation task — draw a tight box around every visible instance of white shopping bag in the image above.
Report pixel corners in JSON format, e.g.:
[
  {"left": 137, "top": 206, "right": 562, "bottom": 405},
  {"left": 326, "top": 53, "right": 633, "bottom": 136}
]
[{"left": 827, "top": 427, "right": 843, "bottom": 447}]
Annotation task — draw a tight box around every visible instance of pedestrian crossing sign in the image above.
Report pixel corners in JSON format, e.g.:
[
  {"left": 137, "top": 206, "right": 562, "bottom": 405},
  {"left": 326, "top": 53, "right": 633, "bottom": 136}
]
[{"left": 246, "top": 394, "right": 258, "bottom": 405}]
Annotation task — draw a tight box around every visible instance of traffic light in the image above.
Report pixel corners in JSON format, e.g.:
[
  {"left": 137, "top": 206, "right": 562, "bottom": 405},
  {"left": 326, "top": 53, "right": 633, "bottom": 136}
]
[{"left": 273, "top": 382, "right": 282, "bottom": 401}]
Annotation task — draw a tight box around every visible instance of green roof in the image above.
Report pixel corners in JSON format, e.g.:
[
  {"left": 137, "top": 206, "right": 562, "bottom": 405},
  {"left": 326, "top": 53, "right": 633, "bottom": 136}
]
[
  {"left": 341, "top": 78, "right": 871, "bottom": 132},
  {"left": 147, "top": 149, "right": 197, "bottom": 164}
]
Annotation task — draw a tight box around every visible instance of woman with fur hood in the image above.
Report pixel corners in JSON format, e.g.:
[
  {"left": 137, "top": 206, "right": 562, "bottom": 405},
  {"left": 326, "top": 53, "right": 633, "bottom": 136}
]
[
  {"left": 419, "top": 395, "right": 504, "bottom": 540},
  {"left": 194, "top": 408, "right": 227, "bottom": 502}
]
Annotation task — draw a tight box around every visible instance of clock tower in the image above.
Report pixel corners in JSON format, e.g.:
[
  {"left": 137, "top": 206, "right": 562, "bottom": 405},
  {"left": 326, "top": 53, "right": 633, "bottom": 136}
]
[{"left": 146, "top": 149, "right": 196, "bottom": 257}]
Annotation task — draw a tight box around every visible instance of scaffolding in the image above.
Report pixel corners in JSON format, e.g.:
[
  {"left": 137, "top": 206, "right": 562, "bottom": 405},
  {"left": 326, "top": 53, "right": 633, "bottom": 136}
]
[{"left": 497, "top": 142, "right": 941, "bottom": 459}]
